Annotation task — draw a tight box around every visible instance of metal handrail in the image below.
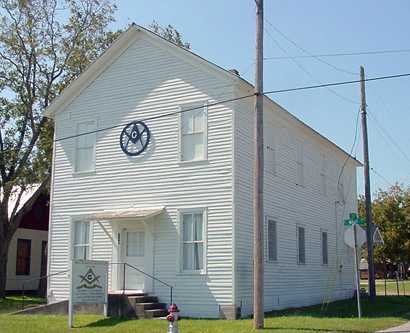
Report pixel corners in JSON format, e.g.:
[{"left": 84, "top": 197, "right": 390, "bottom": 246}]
[
  {"left": 5, "top": 269, "right": 69, "bottom": 310},
  {"left": 111, "top": 262, "right": 174, "bottom": 305}
]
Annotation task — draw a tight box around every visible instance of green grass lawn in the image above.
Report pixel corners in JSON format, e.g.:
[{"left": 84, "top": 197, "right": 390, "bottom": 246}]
[
  {"left": 361, "top": 279, "right": 410, "bottom": 296},
  {"left": 0, "top": 296, "right": 409, "bottom": 333},
  {"left": 0, "top": 295, "right": 46, "bottom": 314}
]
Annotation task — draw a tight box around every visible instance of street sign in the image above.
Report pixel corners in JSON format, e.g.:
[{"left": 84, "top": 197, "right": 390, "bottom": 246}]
[
  {"left": 373, "top": 227, "right": 384, "bottom": 245},
  {"left": 344, "top": 225, "right": 366, "bottom": 248}
]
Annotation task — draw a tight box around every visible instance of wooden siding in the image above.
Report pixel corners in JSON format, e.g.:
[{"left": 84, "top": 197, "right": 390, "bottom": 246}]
[
  {"left": 48, "top": 33, "right": 235, "bottom": 318},
  {"left": 233, "top": 93, "right": 357, "bottom": 316}
]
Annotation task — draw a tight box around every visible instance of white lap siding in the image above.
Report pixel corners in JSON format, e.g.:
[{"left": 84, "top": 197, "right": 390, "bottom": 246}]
[
  {"left": 233, "top": 92, "right": 356, "bottom": 317},
  {"left": 48, "top": 34, "right": 234, "bottom": 317}
]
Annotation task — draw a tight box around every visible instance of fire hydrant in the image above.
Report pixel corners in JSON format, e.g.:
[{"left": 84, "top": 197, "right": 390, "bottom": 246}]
[{"left": 166, "top": 304, "right": 180, "bottom": 333}]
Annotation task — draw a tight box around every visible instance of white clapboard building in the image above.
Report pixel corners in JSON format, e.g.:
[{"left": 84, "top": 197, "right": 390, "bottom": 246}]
[{"left": 45, "top": 25, "right": 360, "bottom": 318}]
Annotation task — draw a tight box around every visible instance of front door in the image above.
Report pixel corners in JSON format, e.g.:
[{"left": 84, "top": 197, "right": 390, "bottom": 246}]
[{"left": 121, "top": 228, "right": 145, "bottom": 291}]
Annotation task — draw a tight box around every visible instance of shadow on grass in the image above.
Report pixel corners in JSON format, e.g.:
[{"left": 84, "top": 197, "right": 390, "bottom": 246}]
[
  {"left": 261, "top": 327, "right": 369, "bottom": 333},
  {"left": 82, "top": 317, "right": 133, "bottom": 328},
  {"left": 265, "top": 296, "right": 410, "bottom": 320},
  {"left": 0, "top": 296, "right": 46, "bottom": 314}
]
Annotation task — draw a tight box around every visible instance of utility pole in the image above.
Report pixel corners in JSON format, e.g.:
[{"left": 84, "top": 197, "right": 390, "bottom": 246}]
[
  {"left": 360, "top": 66, "right": 376, "bottom": 299},
  {"left": 253, "top": 0, "right": 264, "bottom": 329}
]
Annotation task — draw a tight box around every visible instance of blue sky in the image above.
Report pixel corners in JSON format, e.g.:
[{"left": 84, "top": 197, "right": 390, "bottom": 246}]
[{"left": 113, "top": 0, "right": 410, "bottom": 194}]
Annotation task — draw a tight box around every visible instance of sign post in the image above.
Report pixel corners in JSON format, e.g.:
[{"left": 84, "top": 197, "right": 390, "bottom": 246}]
[
  {"left": 69, "top": 259, "right": 109, "bottom": 328},
  {"left": 344, "top": 213, "right": 366, "bottom": 318}
]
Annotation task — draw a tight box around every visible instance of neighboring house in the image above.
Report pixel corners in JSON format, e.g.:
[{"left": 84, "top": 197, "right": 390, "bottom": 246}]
[
  {"left": 5, "top": 186, "right": 49, "bottom": 294},
  {"left": 45, "top": 25, "right": 360, "bottom": 318}
]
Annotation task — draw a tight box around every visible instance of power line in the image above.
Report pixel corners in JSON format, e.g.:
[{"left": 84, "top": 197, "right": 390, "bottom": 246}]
[
  {"left": 337, "top": 108, "right": 361, "bottom": 187},
  {"left": 1, "top": 71, "right": 408, "bottom": 146},
  {"left": 367, "top": 109, "right": 410, "bottom": 167},
  {"left": 263, "top": 25, "right": 358, "bottom": 105},
  {"left": 370, "top": 167, "right": 394, "bottom": 187},
  {"left": 264, "top": 18, "right": 357, "bottom": 76},
  {"left": 263, "top": 73, "right": 410, "bottom": 95},
  {"left": 264, "top": 48, "right": 410, "bottom": 60}
]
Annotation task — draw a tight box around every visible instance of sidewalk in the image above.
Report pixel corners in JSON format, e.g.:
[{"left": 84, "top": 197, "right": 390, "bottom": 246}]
[{"left": 377, "top": 322, "right": 410, "bottom": 332}]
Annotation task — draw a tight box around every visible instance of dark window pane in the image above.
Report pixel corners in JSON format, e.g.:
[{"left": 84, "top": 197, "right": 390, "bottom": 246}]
[{"left": 16, "top": 239, "right": 31, "bottom": 275}]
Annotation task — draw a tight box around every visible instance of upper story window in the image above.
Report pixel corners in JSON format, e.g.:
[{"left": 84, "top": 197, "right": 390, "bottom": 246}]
[
  {"left": 296, "top": 140, "right": 304, "bottom": 186},
  {"left": 16, "top": 239, "right": 31, "bottom": 275},
  {"left": 297, "top": 226, "right": 306, "bottom": 264},
  {"left": 266, "top": 131, "right": 277, "bottom": 176},
  {"left": 181, "top": 210, "right": 205, "bottom": 272},
  {"left": 266, "top": 218, "right": 278, "bottom": 261},
  {"left": 180, "top": 104, "right": 207, "bottom": 162},
  {"left": 72, "top": 221, "right": 91, "bottom": 260},
  {"left": 75, "top": 121, "right": 96, "bottom": 173},
  {"left": 320, "top": 154, "right": 327, "bottom": 196}
]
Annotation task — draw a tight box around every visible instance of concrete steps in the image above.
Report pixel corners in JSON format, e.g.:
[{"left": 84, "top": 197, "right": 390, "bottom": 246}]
[{"left": 108, "top": 292, "right": 168, "bottom": 319}]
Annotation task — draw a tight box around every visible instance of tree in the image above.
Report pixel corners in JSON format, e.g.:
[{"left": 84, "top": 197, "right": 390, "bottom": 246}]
[
  {"left": 0, "top": 0, "right": 118, "bottom": 298},
  {"left": 0, "top": 0, "right": 191, "bottom": 298},
  {"left": 149, "top": 20, "right": 191, "bottom": 49},
  {"left": 358, "top": 184, "right": 410, "bottom": 273}
]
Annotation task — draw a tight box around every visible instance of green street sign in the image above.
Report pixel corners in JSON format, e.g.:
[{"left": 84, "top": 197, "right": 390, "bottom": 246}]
[
  {"left": 344, "top": 219, "right": 353, "bottom": 226},
  {"left": 349, "top": 212, "right": 357, "bottom": 220}
]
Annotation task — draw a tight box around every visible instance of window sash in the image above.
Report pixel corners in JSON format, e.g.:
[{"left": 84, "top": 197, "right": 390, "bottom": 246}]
[
  {"left": 182, "top": 212, "right": 204, "bottom": 271},
  {"left": 180, "top": 106, "right": 206, "bottom": 161},
  {"left": 267, "top": 219, "right": 277, "bottom": 261},
  {"left": 73, "top": 222, "right": 90, "bottom": 260},
  {"left": 75, "top": 121, "right": 96, "bottom": 172},
  {"left": 297, "top": 226, "right": 306, "bottom": 264},
  {"left": 322, "top": 231, "right": 328, "bottom": 265}
]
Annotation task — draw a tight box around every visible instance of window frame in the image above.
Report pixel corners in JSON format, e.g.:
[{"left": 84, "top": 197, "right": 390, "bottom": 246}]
[
  {"left": 320, "top": 153, "right": 327, "bottom": 196},
  {"left": 178, "top": 207, "right": 207, "bottom": 274},
  {"left": 296, "top": 140, "right": 304, "bottom": 186},
  {"left": 74, "top": 120, "right": 97, "bottom": 174},
  {"left": 297, "top": 225, "right": 306, "bottom": 265},
  {"left": 71, "top": 220, "right": 92, "bottom": 260},
  {"left": 16, "top": 238, "right": 31, "bottom": 276},
  {"left": 178, "top": 102, "right": 208, "bottom": 163},
  {"left": 266, "top": 216, "right": 278, "bottom": 262},
  {"left": 321, "top": 229, "right": 329, "bottom": 266}
]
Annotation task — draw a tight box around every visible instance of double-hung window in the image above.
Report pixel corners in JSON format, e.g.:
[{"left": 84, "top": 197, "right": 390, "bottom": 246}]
[
  {"left": 297, "top": 226, "right": 306, "bottom": 264},
  {"left": 181, "top": 210, "right": 205, "bottom": 272},
  {"left": 180, "top": 104, "right": 207, "bottom": 162},
  {"left": 75, "top": 121, "right": 96, "bottom": 173},
  {"left": 321, "top": 230, "right": 329, "bottom": 265},
  {"left": 266, "top": 218, "right": 278, "bottom": 261},
  {"left": 72, "top": 221, "right": 91, "bottom": 260}
]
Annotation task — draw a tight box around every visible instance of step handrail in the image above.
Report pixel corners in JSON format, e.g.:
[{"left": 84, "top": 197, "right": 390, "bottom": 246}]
[{"left": 110, "top": 262, "right": 174, "bottom": 305}]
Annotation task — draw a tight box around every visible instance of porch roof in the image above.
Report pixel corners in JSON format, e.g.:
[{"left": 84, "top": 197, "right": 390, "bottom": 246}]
[{"left": 86, "top": 206, "right": 165, "bottom": 220}]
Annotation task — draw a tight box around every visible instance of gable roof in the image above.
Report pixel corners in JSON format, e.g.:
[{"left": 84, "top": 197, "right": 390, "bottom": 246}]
[
  {"left": 0, "top": 184, "right": 40, "bottom": 219},
  {"left": 44, "top": 24, "right": 361, "bottom": 166}
]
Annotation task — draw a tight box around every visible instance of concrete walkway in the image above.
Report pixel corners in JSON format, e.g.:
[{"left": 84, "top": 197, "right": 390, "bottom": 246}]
[{"left": 377, "top": 322, "right": 410, "bottom": 332}]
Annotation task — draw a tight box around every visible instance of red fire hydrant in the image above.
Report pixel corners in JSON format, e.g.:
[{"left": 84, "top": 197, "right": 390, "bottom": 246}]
[{"left": 166, "top": 304, "right": 180, "bottom": 333}]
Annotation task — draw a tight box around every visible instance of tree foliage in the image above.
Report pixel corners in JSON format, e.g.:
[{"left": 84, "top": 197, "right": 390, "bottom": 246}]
[
  {"left": 149, "top": 20, "right": 191, "bottom": 49},
  {"left": 359, "top": 184, "right": 410, "bottom": 265},
  {"left": 0, "top": 0, "right": 190, "bottom": 298},
  {"left": 0, "top": 0, "right": 118, "bottom": 297}
]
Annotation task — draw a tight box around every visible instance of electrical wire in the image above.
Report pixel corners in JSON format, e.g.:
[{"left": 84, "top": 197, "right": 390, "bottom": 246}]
[
  {"left": 1, "top": 71, "right": 409, "bottom": 148},
  {"left": 264, "top": 18, "right": 357, "bottom": 76},
  {"left": 263, "top": 26, "right": 358, "bottom": 105},
  {"left": 367, "top": 108, "right": 410, "bottom": 167},
  {"left": 370, "top": 167, "right": 394, "bottom": 187},
  {"left": 264, "top": 48, "right": 410, "bottom": 60},
  {"left": 337, "top": 108, "right": 361, "bottom": 187}
]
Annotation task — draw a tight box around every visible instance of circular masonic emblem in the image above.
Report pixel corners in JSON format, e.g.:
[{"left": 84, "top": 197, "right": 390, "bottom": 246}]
[{"left": 119, "top": 121, "right": 151, "bottom": 156}]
